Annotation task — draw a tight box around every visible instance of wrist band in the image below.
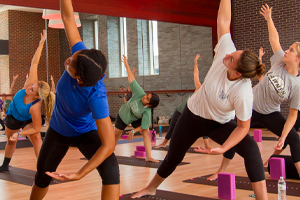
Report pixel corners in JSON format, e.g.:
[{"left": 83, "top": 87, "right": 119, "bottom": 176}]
[
  {"left": 131, "top": 129, "right": 135, "bottom": 134},
  {"left": 17, "top": 131, "right": 20, "bottom": 136}
]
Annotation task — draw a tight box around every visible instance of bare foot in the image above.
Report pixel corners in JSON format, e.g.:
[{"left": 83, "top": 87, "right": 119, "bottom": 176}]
[
  {"left": 131, "top": 187, "right": 156, "bottom": 198},
  {"left": 207, "top": 173, "right": 218, "bottom": 181},
  {"left": 155, "top": 142, "right": 167, "bottom": 148},
  {"left": 145, "top": 157, "right": 159, "bottom": 163},
  {"left": 263, "top": 160, "right": 269, "bottom": 168}
]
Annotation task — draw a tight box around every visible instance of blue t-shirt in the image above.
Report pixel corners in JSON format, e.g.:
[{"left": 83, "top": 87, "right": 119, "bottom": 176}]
[
  {"left": 7, "top": 89, "right": 38, "bottom": 121},
  {"left": 50, "top": 41, "right": 109, "bottom": 137}
]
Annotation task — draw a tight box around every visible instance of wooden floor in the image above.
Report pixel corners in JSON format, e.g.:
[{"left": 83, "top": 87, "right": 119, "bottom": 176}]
[{"left": 0, "top": 127, "right": 299, "bottom": 199}]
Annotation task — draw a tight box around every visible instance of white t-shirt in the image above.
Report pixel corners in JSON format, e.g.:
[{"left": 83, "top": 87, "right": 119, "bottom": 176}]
[
  {"left": 187, "top": 33, "right": 253, "bottom": 124},
  {"left": 253, "top": 49, "right": 300, "bottom": 114}
]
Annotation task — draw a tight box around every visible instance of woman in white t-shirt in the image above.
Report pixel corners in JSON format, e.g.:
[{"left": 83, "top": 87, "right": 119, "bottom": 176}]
[
  {"left": 208, "top": 3, "right": 300, "bottom": 182},
  {"left": 131, "top": 0, "right": 268, "bottom": 199}
]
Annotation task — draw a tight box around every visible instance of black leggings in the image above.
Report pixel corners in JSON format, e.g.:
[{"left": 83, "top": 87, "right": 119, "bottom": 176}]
[
  {"left": 294, "top": 110, "right": 300, "bottom": 131},
  {"left": 166, "top": 110, "right": 208, "bottom": 140},
  {"left": 224, "top": 110, "right": 300, "bottom": 164},
  {"left": 157, "top": 106, "right": 265, "bottom": 182},
  {"left": 35, "top": 126, "right": 120, "bottom": 188}
]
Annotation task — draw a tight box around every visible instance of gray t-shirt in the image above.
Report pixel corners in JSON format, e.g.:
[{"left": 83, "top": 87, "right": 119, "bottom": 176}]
[{"left": 253, "top": 49, "right": 300, "bottom": 114}]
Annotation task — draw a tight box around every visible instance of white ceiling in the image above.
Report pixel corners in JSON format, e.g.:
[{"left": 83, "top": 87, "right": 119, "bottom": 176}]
[{"left": 0, "top": 4, "right": 43, "bottom": 13}]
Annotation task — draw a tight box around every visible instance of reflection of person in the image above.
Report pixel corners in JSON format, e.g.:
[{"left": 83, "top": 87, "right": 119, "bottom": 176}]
[
  {"left": 29, "top": 0, "right": 120, "bottom": 199},
  {"left": 208, "top": 3, "right": 300, "bottom": 181},
  {"left": 0, "top": 30, "right": 55, "bottom": 172},
  {"left": 156, "top": 54, "right": 210, "bottom": 150},
  {"left": 132, "top": 0, "right": 268, "bottom": 199},
  {"left": 114, "top": 55, "right": 160, "bottom": 163}
]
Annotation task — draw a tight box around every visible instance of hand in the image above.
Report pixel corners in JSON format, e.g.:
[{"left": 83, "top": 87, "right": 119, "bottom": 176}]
[
  {"left": 259, "top": 47, "right": 265, "bottom": 57},
  {"left": 9, "top": 132, "right": 19, "bottom": 141},
  {"left": 132, "top": 67, "right": 136, "bottom": 75},
  {"left": 126, "top": 130, "right": 134, "bottom": 141},
  {"left": 13, "top": 74, "right": 19, "bottom": 81},
  {"left": 194, "top": 146, "right": 211, "bottom": 154},
  {"left": 121, "top": 55, "right": 128, "bottom": 65},
  {"left": 45, "top": 171, "right": 81, "bottom": 182},
  {"left": 26, "top": 74, "right": 29, "bottom": 80},
  {"left": 194, "top": 54, "right": 200, "bottom": 65},
  {"left": 40, "top": 30, "right": 47, "bottom": 43},
  {"left": 260, "top": 4, "right": 272, "bottom": 21},
  {"left": 274, "top": 137, "right": 285, "bottom": 150},
  {"left": 50, "top": 75, "right": 54, "bottom": 82}
]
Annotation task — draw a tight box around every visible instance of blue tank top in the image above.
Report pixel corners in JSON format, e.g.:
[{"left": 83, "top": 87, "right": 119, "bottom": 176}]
[{"left": 6, "top": 89, "right": 40, "bottom": 121}]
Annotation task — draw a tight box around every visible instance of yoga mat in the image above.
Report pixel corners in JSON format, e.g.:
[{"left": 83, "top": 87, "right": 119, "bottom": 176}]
[
  {"left": 0, "top": 166, "right": 65, "bottom": 186},
  {"left": 183, "top": 174, "right": 300, "bottom": 197},
  {"left": 0, "top": 132, "right": 46, "bottom": 150},
  {"left": 251, "top": 136, "right": 278, "bottom": 141},
  {"left": 117, "top": 137, "right": 144, "bottom": 144},
  {"left": 81, "top": 156, "right": 190, "bottom": 169},
  {"left": 152, "top": 146, "right": 216, "bottom": 154},
  {"left": 120, "top": 189, "right": 218, "bottom": 200}
]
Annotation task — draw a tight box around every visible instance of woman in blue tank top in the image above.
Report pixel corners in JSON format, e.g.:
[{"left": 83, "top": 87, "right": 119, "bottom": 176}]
[
  {"left": 30, "top": 0, "right": 120, "bottom": 199},
  {"left": 0, "top": 30, "right": 55, "bottom": 172}
]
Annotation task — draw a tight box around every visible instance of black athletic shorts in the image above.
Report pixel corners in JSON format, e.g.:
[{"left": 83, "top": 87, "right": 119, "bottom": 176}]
[{"left": 5, "top": 115, "right": 33, "bottom": 130}]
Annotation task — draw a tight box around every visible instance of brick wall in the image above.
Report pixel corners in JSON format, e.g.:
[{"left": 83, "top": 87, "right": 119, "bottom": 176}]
[
  {"left": 0, "top": 10, "right": 9, "bottom": 94},
  {"left": 8, "top": 10, "right": 61, "bottom": 94},
  {"left": 233, "top": 0, "right": 300, "bottom": 118}
]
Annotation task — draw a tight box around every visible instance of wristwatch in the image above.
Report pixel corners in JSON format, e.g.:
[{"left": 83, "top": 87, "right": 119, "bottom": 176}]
[{"left": 131, "top": 129, "right": 135, "bottom": 134}]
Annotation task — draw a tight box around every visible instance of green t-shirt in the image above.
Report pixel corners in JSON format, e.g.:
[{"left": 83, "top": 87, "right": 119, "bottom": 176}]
[
  {"left": 119, "top": 80, "right": 151, "bottom": 129},
  {"left": 3, "top": 99, "right": 12, "bottom": 111},
  {"left": 176, "top": 93, "right": 193, "bottom": 113}
]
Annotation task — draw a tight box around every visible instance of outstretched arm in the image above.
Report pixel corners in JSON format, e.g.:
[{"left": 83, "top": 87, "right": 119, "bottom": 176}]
[
  {"left": 194, "top": 54, "right": 201, "bottom": 91},
  {"left": 50, "top": 75, "right": 56, "bottom": 93},
  {"left": 121, "top": 55, "right": 135, "bottom": 84},
  {"left": 217, "top": 0, "right": 231, "bottom": 41},
  {"left": 60, "top": 0, "right": 82, "bottom": 49},
  {"left": 23, "top": 30, "right": 46, "bottom": 89},
  {"left": 260, "top": 4, "right": 282, "bottom": 53},
  {"left": 8, "top": 74, "right": 19, "bottom": 95}
]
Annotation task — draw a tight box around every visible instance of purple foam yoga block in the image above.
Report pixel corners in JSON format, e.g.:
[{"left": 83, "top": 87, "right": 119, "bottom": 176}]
[
  {"left": 134, "top": 151, "right": 146, "bottom": 157},
  {"left": 150, "top": 130, "right": 156, "bottom": 143},
  {"left": 122, "top": 135, "right": 128, "bottom": 139},
  {"left": 270, "top": 157, "right": 286, "bottom": 180},
  {"left": 136, "top": 145, "right": 148, "bottom": 151},
  {"left": 218, "top": 173, "right": 236, "bottom": 200},
  {"left": 253, "top": 129, "right": 262, "bottom": 142}
]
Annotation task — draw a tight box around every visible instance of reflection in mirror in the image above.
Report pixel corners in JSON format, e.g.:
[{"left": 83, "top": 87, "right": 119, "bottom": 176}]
[{"left": 0, "top": 4, "right": 213, "bottom": 120}]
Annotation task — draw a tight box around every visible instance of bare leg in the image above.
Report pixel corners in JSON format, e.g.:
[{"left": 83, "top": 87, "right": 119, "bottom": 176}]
[
  {"left": 155, "top": 138, "right": 169, "bottom": 148},
  {"left": 24, "top": 123, "right": 42, "bottom": 158},
  {"left": 30, "top": 184, "right": 49, "bottom": 200},
  {"left": 102, "top": 184, "right": 120, "bottom": 200},
  {"left": 131, "top": 173, "right": 164, "bottom": 198},
  {"left": 3, "top": 128, "right": 18, "bottom": 158},
  {"left": 251, "top": 180, "right": 268, "bottom": 200},
  {"left": 203, "top": 138, "right": 211, "bottom": 149},
  {"left": 207, "top": 157, "right": 231, "bottom": 181},
  {"left": 114, "top": 128, "right": 123, "bottom": 146},
  {"left": 263, "top": 149, "right": 283, "bottom": 167},
  {"left": 141, "top": 129, "right": 158, "bottom": 163}
]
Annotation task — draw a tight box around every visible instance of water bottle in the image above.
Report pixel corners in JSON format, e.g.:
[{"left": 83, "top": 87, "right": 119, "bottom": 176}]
[
  {"left": 159, "top": 126, "right": 162, "bottom": 137},
  {"left": 278, "top": 176, "right": 286, "bottom": 200}
]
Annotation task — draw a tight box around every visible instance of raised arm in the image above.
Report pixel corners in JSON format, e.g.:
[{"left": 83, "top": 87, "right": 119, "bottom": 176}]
[
  {"left": 23, "top": 30, "right": 46, "bottom": 89},
  {"left": 50, "top": 75, "right": 56, "bottom": 93},
  {"left": 121, "top": 55, "right": 135, "bottom": 84},
  {"left": 194, "top": 54, "right": 201, "bottom": 91},
  {"left": 217, "top": 0, "right": 231, "bottom": 41},
  {"left": 9, "top": 74, "right": 19, "bottom": 95},
  {"left": 260, "top": 4, "right": 282, "bottom": 53},
  {"left": 60, "top": 0, "right": 82, "bottom": 48}
]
